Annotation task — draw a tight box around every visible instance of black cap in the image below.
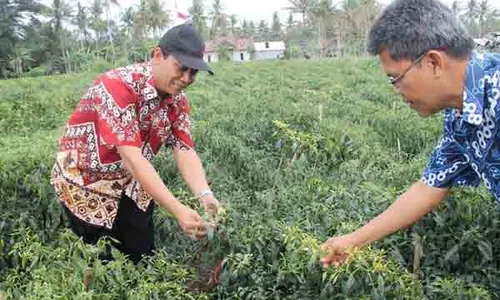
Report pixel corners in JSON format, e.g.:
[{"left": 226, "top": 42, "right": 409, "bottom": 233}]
[{"left": 159, "top": 23, "right": 213, "bottom": 75}]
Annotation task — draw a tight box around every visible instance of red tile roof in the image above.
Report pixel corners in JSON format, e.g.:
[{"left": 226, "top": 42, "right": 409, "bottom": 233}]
[{"left": 205, "top": 35, "right": 254, "bottom": 53}]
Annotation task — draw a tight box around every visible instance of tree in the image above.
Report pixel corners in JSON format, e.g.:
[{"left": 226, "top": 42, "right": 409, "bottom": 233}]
[
  {"left": 323, "top": 0, "right": 379, "bottom": 55},
  {"left": 73, "top": 2, "right": 90, "bottom": 48},
  {"left": 241, "top": 20, "right": 249, "bottom": 36},
  {"left": 466, "top": 0, "right": 478, "bottom": 36},
  {"left": 133, "top": 0, "right": 149, "bottom": 40},
  {"left": 478, "top": 0, "right": 488, "bottom": 36},
  {"left": 20, "top": 16, "right": 52, "bottom": 67},
  {"left": 105, "top": 0, "right": 119, "bottom": 42},
  {"left": 287, "top": 0, "right": 314, "bottom": 26},
  {"left": 215, "top": 43, "right": 231, "bottom": 61},
  {"left": 358, "top": 0, "right": 379, "bottom": 38},
  {"left": 285, "top": 12, "right": 298, "bottom": 42},
  {"left": 287, "top": 12, "right": 294, "bottom": 29},
  {"left": 248, "top": 21, "right": 256, "bottom": 37},
  {"left": 482, "top": 4, "right": 500, "bottom": 36},
  {"left": 147, "top": 0, "right": 169, "bottom": 39},
  {"left": 43, "top": 0, "right": 73, "bottom": 72},
  {"left": 311, "top": 0, "right": 333, "bottom": 55},
  {"left": 271, "top": 12, "right": 283, "bottom": 40},
  {"left": 9, "top": 47, "right": 33, "bottom": 77},
  {"left": 257, "top": 20, "right": 270, "bottom": 41},
  {"left": 230, "top": 14, "right": 238, "bottom": 35},
  {"left": 121, "top": 7, "right": 135, "bottom": 39},
  {"left": 0, "top": 0, "right": 43, "bottom": 77},
  {"left": 90, "top": 0, "right": 106, "bottom": 43},
  {"left": 476, "top": 0, "right": 500, "bottom": 36},
  {"left": 189, "top": 0, "right": 209, "bottom": 40},
  {"left": 210, "top": 0, "right": 227, "bottom": 38}
]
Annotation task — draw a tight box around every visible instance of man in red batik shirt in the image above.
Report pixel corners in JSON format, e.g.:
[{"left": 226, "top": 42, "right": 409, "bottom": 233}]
[{"left": 50, "top": 24, "right": 221, "bottom": 264}]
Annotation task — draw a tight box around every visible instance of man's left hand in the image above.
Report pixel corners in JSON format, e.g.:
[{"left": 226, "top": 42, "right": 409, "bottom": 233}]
[{"left": 199, "top": 194, "right": 222, "bottom": 221}]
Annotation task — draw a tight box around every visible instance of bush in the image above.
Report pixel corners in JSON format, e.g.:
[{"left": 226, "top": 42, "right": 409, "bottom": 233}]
[{"left": 1, "top": 58, "right": 498, "bottom": 299}]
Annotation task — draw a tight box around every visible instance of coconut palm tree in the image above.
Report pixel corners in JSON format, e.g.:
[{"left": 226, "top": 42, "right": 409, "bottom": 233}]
[
  {"left": 147, "top": 0, "right": 169, "bottom": 39},
  {"left": 189, "top": 0, "right": 209, "bottom": 40},
  {"left": 73, "top": 2, "right": 90, "bottom": 48},
  {"left": 9, "top": 47, "right": 33, "bottom": 77},
  {"left": 287, "top": 0, "right": 313, "bottom": 27}
]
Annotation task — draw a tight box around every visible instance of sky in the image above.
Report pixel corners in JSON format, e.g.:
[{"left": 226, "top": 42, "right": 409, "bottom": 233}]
[{"left": 40, "top": 0, "right": 500, "bottom": 28}]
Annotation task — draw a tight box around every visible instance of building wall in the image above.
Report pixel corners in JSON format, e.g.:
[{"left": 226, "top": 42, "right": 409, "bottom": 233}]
[
  {"left": 204, "top": 51, "right": 252, "bottom": 62},
  {"left": 204, "top": 53, "right": 219, "bottom": 63},
  {"left": 254, "top": 50, "right": 284, "bottom": 60},
  {"left": 232, "top": 51, "right": 250, "bottom": 62},
  {"left": 205, "top": 49, "right": 285, "bottom": 62},
  {"left": 254, "top": 41, "right": 286, "bottom": 52}
]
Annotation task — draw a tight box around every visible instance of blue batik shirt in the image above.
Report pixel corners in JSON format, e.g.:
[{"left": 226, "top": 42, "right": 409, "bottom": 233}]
[{"left": 422, "top": 52, "right": 500, "bottom": 201}]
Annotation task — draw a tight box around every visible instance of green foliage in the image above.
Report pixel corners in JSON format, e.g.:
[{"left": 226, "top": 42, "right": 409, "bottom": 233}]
[
  {"left": 0, "top": 58, "right": 498, "bottom": 299},
  {"left": 215, "top": 44, "right": 232, "bottom": 62},
  {"left": 25, "top": 66, "right": 49, "bottom": 77}
]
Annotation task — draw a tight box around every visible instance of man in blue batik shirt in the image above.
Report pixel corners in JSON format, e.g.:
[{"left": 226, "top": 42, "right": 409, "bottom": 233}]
[{"left": 320, "top": 0, "right": 500, "bottom": 267}]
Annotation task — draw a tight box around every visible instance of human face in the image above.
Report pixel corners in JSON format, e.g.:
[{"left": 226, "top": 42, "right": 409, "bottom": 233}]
[
  {"left": 151, "top": 47, "right": 198, "bottom": 95},
  {"left": 379, "top": 49, "right": 446, "bottom": 117},
  {"left": 387, "top": 52, "right": 426, "bottom": 86}
]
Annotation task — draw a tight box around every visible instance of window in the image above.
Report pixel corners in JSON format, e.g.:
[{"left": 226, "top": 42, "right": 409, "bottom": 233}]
[{"left": 240, "top": 53, "right": 244, "bottom": 61}]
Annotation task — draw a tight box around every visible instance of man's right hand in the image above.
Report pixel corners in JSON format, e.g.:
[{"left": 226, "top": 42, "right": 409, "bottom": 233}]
[
  {"left": 173, "top": 204, "right": 207, "bottom": 240},
  {"left": 117, "top": 146, "right": 210, "bottom": 240},
  {"left": 320, "top": 234, "right": 359, "bottom": 268},
  {"left": 318, "top": 181, "right": 448, "bottom": 268}
]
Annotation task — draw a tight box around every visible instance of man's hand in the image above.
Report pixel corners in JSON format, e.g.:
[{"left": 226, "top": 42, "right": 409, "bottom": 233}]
[
  {"left": 199, "top": 194, "right": 221, "bottom": 220},
  {"left": 173, "top": 147, "right": 221, "bottom": 220},
  {"left": 173, "top": 204, "right": 208, "bottom": 240},
  {"left": 318, "top": 181, "right": 448, "bottom": 268},
  {"left": 319, "top": 234, "right": 359, "bottom": 268}
]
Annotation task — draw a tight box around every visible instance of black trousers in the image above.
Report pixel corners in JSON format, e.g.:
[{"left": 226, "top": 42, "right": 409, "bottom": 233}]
[{"left": 63, "top": 194, "right": 155, "bottom": 264}]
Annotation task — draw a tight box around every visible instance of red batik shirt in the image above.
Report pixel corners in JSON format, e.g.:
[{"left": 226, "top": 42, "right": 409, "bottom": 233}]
[{"left": 50, "top": 62, "right": 194, "bottom": 229}]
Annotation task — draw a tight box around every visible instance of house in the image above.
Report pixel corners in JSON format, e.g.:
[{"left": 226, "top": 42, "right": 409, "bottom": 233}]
[
  {"left": 203, "top": 36, "right": 287, "bottom": 62},
  {"left": 253, "top": 41, "right": 286, "bottom": 60},
  {"left": 203, "top": 36, "right": 253, "bottom": 63}
]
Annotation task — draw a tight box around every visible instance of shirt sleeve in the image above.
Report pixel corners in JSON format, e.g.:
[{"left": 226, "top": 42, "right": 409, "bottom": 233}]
[
  {"left": 166, "top": 94, "right": 194, "bottom": 150},
  {"left": 422, "top": 134, "right": 480, "bottom": 188},
  {"left": 94, "top": 75, "right": 141, "bottom": 148}
]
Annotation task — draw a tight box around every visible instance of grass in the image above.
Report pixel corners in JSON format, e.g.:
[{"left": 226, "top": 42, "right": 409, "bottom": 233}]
[{"left": 0, "top": 58, "right": 497, "bottom": 299}]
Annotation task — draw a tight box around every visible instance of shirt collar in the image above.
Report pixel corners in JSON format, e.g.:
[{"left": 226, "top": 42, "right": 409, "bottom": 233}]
[{"left": 461, "top": 51, "right": 488, "bottom": 126}]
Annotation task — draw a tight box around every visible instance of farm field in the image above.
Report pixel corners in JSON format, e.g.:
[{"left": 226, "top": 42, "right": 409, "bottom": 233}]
[{"left": 0, "top": 58, "right": 499, "bottom": 299}]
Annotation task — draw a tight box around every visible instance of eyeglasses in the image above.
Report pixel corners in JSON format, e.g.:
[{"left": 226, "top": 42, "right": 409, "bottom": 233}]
[
  {"left": 388, "top": 52, "right": 427, "bottom": 85},
  {"left": 172, "top": 57, "right": 198, "bottom": 78},
  {"left": 179, "top": 65, "right": 198, "bottom": 77}
]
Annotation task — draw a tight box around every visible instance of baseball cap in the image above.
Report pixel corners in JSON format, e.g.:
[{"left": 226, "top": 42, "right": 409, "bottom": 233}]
[{"left": 159, "top": 23, "right": 213, "bottom": 75}]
